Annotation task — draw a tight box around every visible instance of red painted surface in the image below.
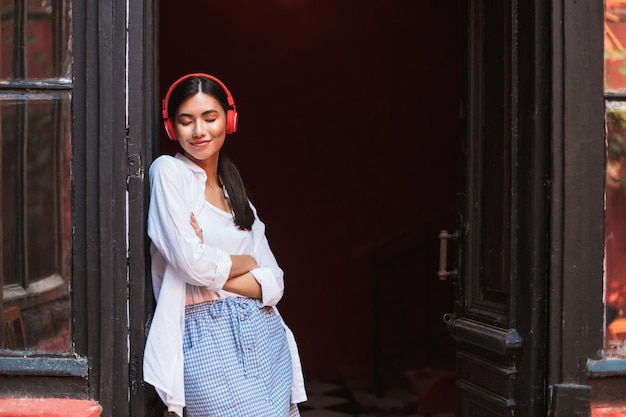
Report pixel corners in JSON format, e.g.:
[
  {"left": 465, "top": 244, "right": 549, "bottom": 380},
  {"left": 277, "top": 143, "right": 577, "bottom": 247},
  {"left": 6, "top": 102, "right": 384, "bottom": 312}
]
[
  {"left": 593, "top": 403, "right": 626, "bottom": 417},
  {"left": 0, "top": 399, "right": 101, "bottom": 417}
]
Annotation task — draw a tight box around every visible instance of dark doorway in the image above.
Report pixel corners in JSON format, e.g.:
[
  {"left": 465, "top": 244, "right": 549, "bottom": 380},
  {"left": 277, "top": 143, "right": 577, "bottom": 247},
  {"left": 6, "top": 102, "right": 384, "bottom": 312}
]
[{"left": 158, "top": 1, "right": 460, "bottom": 413}]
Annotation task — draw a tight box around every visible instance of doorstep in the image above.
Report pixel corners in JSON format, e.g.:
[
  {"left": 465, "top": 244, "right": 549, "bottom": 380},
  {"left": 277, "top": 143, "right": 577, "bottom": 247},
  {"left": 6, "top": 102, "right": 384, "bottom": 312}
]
[{"left": 0, "top": 398, "right": 101, "bottom": 417}]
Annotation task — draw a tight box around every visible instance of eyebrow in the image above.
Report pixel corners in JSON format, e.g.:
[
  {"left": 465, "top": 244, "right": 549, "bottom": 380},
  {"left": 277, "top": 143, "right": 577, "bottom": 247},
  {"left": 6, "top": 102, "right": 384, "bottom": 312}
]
[{"left": 177, "top": 110, "right": 219, "bottom": 118}]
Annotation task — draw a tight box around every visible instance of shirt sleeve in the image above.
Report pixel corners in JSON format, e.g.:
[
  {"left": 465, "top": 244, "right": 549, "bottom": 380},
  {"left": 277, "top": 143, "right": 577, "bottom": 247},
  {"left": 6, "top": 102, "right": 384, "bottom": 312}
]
[
  {"left": 249, "top": 204, "right": 285, "bottom": 307},
  {"left": 147, "top": 156, "right": 232, "bottom": 290}
]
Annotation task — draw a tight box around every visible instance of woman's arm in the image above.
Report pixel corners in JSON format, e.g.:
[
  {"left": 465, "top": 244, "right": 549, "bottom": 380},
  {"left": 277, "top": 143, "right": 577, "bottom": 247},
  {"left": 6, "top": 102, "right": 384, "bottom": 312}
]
[
  {"left": 190, "top": 213, "right": 262, "bottom": 298},
  {"left": 148, "top": 157, "right": 233, "bottom": 289},
  {"left": 223, "top": 272, "right": 262, "bottom": 298},
  {"left": 247, "top": 205, "right": 285, "bottom": 306},
  {"left": 229, "top": 254, "right": 258, "bottom": 277}
]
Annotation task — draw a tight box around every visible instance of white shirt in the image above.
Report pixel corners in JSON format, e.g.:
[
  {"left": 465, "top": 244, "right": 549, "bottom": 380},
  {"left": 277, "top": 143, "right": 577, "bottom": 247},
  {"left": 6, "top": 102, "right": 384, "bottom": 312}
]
[{"left": 143, "top": 154, "right": 306, "bottom": 417}]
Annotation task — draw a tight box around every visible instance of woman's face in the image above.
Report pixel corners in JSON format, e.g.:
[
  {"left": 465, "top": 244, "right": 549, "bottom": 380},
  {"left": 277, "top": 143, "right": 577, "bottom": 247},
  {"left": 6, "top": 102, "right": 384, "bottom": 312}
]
[{"left": 174, "top": 92, "right": 227, "bottom": 165}]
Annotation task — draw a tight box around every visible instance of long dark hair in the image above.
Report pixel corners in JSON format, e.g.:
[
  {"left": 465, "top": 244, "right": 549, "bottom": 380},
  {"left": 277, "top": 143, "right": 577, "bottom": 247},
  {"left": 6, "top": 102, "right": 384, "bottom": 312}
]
[{"left": 167, "top": 75, "right": 255, "bottom": 230}]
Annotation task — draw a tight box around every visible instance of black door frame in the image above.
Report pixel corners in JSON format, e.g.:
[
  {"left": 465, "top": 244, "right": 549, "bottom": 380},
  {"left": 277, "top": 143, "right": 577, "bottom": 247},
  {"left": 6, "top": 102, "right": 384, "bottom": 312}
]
[
  {"left": 73, "top": 0, "right": 157, "bottom": 415},
  {"left": 549, "top": 0, "right": 609, "bottom": 414},
  {"left": 127, "top": 0, "right": 158, "bottom": 415},
  {"left": 73, "top": 1, "right": 128, "bottom": 414}
]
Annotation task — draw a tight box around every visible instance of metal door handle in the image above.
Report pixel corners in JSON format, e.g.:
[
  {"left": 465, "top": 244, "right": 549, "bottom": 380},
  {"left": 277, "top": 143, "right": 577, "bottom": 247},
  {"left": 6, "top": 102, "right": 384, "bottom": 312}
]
[
  {"left": 438, "top": 230, "right": 458, "bottom": 280},
  {"left": 443, "top": 312, "right": 456, "bottom": 323}
]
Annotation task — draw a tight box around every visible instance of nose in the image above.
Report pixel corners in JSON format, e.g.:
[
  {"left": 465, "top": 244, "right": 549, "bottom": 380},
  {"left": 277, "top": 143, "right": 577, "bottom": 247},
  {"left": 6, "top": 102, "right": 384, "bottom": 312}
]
[{"left": 192, "top": 121, "right": 206, "bottom": 138}]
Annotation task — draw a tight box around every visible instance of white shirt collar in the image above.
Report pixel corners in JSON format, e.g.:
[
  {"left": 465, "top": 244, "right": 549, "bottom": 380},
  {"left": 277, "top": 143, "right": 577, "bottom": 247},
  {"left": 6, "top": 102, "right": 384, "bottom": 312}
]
[{"left": 174, "top": 153, "right": 206, "bottom": 176}]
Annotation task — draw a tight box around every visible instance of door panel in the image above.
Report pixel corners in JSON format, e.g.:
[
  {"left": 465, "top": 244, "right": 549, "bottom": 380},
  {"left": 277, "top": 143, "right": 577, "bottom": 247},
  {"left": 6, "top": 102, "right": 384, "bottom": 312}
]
[
  {"left": 447, "top": 0, "right": 550, "bottom": 415},
  {"left": 464, "top": 0, "right": 511, "bottom": 325}
]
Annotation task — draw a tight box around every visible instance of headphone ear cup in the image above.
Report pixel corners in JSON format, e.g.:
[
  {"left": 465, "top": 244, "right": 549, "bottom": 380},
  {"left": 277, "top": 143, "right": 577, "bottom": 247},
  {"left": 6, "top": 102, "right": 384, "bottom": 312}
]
[
  {"left": 162, "top": 98, "right": 178, "bottom": 141},
  {"left": 226, "top": 109, "right": 238, "bottom": 134},
  {"left": 164, "top": 118, "right": 177, "bottom": 140}
]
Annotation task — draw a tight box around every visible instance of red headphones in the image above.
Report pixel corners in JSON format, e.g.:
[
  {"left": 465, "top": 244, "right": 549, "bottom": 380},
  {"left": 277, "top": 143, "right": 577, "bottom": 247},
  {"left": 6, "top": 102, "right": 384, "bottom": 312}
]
[{"left": 162, "top": 73, "right": 238, "bottom": 140}]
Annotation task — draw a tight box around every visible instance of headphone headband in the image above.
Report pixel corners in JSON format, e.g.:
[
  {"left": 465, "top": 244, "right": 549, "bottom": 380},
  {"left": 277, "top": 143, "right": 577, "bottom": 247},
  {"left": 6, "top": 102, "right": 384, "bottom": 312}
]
[{"left": 162, "top": 73, "right": 238, "bottom": 140}]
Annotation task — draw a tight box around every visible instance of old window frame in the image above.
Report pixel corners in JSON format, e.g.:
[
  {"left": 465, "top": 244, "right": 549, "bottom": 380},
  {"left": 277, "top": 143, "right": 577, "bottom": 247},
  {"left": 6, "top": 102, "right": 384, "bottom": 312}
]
[
  {"left": 0, "top": 0, "right": 91, "bottom": 399},
  {"left": 1, "top": 0, "right": 73, "bottom": 348}
]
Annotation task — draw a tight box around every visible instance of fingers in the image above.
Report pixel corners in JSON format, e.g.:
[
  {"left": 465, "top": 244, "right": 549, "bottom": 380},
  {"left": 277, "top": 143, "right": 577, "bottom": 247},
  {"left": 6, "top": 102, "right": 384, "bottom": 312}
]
[{"left": 190, "top": 213, "right": 204, "bottom": 243}]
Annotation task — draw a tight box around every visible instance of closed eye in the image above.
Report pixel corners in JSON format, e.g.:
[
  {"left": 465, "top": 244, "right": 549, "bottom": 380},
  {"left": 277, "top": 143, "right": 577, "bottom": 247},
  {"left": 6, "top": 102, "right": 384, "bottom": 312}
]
[{"left": 177, "top": 109, "right": 219, "bottom": 121}]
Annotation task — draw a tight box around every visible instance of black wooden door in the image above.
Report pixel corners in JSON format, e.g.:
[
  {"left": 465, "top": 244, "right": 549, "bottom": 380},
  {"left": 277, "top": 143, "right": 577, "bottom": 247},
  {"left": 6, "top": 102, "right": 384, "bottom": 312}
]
[
  {"left": 443, "top": 1, "right": 551, "bottom": 416},
  {"left": 127, "top": 1, "right": 158, "bottom": 416}
]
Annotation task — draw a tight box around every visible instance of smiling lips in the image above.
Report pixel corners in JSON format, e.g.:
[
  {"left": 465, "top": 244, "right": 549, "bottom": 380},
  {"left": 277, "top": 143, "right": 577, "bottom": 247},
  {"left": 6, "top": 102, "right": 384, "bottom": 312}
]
[{"left": 191, "top": 138, "right": 213, "bottom": 146}]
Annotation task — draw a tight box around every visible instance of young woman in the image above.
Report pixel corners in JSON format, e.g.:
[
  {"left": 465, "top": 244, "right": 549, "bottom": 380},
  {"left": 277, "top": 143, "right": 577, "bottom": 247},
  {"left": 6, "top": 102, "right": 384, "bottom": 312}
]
[{"left": 143, "top": 73, "right": 306, "bottom": 417}]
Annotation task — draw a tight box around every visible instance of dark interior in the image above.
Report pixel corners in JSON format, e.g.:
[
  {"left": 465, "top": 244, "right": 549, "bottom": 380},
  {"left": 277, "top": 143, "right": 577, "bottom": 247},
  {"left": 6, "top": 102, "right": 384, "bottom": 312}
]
[{"left": 159, "top": 0, "right": 460, "bottom": 396}]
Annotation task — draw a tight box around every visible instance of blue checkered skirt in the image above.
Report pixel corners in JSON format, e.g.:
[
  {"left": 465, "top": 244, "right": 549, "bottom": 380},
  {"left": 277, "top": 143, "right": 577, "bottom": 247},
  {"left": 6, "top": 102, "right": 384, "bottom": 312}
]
[{"left": 183, "top": 298, "right": 300, "bottom": 417}]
